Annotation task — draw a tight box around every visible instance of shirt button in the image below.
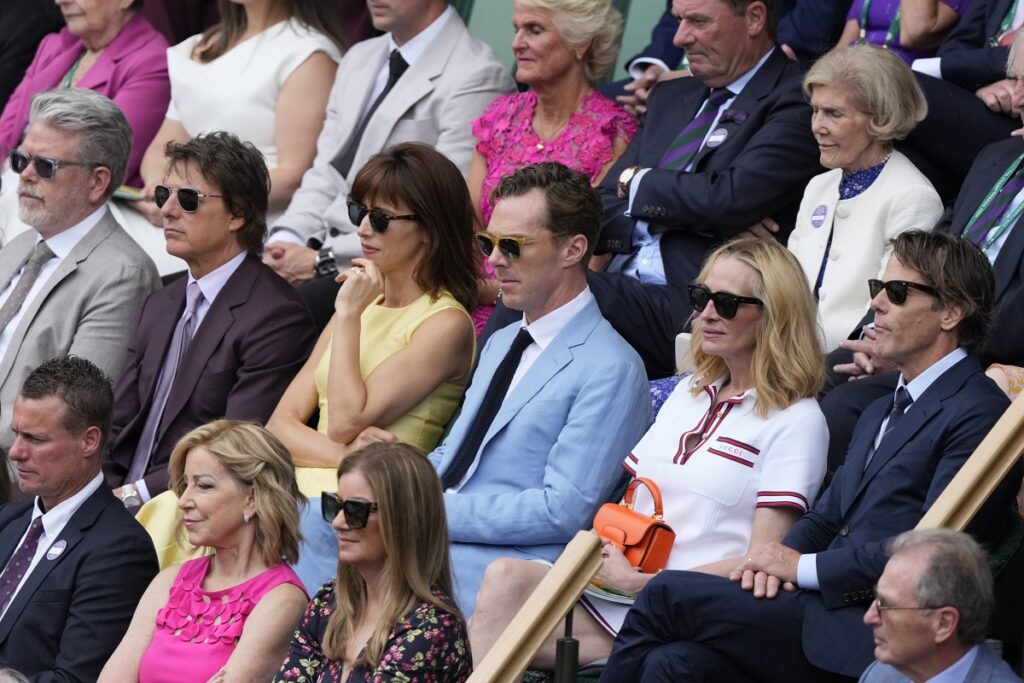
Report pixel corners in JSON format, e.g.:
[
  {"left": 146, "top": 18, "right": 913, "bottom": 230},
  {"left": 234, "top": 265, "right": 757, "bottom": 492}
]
[{"left": 839, "top": 525, "right": 849, "bottom": 536}]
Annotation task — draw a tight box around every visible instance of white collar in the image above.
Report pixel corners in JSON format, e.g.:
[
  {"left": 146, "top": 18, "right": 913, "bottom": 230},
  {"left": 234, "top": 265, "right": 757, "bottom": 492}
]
[
  {"left": 187, "top": 250, "right": 246, "bottom": 306},
  {"left": 31, "top": 472, "right": 103, "bottom": 535},
  {"left": 387, "top": 5, "right": 454, "bottom": 64},
  {"left": 38, "top": 205, "right": 106, "bottom": 260},
  {"left": 519, "top": 287, "right": 594, "bottom": 353},
  {"left": 722, "top": 46, "right": 774, "bottom": 97},
  {"left": 898, "top": 347, "right": 968, "bottom": 402}
]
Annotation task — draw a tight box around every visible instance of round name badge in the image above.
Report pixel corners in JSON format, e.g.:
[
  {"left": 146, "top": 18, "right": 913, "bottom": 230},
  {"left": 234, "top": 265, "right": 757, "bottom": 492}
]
[
  {"left": 811, "top": 204, "right": 828, "bottom": 228},
  {"left": 706, "top": 127, "right": 728, "bottom": 148},
  {"left": 46, "top": 539, "right": 67, "bottom": 561}
]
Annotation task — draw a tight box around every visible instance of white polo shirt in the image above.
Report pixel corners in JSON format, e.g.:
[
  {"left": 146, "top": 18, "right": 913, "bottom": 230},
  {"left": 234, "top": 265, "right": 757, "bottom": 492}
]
[{"left": 622, "top": 376, "right": 828, "bottom": 571}]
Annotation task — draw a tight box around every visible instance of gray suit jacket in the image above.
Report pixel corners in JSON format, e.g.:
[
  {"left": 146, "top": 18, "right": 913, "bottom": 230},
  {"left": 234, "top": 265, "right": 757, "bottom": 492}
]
[
  {"left": 0, "top": 209, "right": 160, "bottom": 451},
  {"left": 272, "top": 9, "right": 514, "bottom": 262},
  {"left": 859, "top": 645, "right": 1023, "bottom": 683}
]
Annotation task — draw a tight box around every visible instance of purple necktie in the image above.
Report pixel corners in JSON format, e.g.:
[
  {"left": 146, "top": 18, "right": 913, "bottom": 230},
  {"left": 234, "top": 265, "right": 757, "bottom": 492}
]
[
  {"left": 126, "top": 281, "right": 203, "bottom": 484},
  {"left": 660, "top": 88, "right": 733, "bottom": 171},
  {"left": 962, "top": 167, "right": 1024, "bottom": 245},
  {"left": 0, "top": 517, "right": 44, "bottom": 612}
]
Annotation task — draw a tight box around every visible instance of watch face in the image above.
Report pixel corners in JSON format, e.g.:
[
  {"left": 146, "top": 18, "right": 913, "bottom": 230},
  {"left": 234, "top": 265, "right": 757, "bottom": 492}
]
[{"left": 619, "top": 167, "right": 635, "bottom": 184}]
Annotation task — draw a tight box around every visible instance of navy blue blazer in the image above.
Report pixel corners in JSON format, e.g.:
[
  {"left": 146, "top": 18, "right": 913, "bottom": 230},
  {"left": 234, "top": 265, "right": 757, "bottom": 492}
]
[
  {"left": 622, "top": 2, "right": 683, "bottom": 75},
  {"left": 598, "top": 48, "right": 821, "bottom": 321},
  {"left": 938, "top": 0, "right": 1015, "bottom": 90},
  {"left": 783, "top": 356, "right": 1017, "bottom": 677},
  {"left": 0, "top": 485, "right": 158, "bottom": 680}
]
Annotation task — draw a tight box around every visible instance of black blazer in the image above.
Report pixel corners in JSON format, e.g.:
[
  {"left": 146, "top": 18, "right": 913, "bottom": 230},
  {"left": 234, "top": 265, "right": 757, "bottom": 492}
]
[
  {"left": 0, "top": 485, "right": 158, "bottom": 680},
  {"left": 938, "top": 0, "right": 1015, "bottom": 89},
  {"left": 598, "top": 48, "right": 822, "bottom": 323}
]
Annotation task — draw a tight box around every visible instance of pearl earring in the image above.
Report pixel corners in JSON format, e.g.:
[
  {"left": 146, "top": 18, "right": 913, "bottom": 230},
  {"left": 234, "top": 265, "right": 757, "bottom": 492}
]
[{"left": 243, "top": 512, "right": 251, "bottom": 524}]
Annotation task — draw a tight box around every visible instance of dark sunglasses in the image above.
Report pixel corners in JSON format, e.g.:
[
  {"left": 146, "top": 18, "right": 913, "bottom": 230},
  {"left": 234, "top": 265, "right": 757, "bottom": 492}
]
[
  {"left": 475, "top": 231, "right": 557, "bottom": 261},
  {"left": 347, "top": 200, "right": 418, "bottom": 233},
  {"left": 868, "top": 279, "right": 939, "bottom": 305},
  {"left": 153, "top": 184, "right": 223, "bottom": 213},
  {"left": 321, "top": 491, "right": 379, "bottom": 529},
  {"left": 10, "top": 150, "right": 96, "bottom": 180},
  {"left": 688, "top": 283, "right": 764, "bottom": 319}
]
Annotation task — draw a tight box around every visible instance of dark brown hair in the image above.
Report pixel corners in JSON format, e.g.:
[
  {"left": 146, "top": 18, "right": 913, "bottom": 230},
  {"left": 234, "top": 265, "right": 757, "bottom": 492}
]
[
  {"left": 350, "top": 143, "right": 479, "bottom": 312},
  {"left": 490, "top": 161, "right": 601, "bottom": 265},
  {"left": 888, "top": 230, "right": 995, "bottom": 354},
  {"left": 196, "top": 0, "right": 348, "bottom": 63},
  {"left": 164, "top": 131, "right": 270, "bottom": 255},
  {"left": 20, "top": 356, "right": 113, "bottom": 447}
]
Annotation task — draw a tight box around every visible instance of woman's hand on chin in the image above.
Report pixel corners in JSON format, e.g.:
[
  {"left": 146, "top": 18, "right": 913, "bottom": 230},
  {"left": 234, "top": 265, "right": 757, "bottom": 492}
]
[{"left": 334, "top": 258, "right": 385, "bottom": 316}]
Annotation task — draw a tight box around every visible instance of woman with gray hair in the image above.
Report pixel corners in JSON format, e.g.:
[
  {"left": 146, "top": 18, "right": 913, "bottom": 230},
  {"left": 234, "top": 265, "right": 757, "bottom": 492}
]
[
  {"left": 465, "top": 0, "right": 635, "bottom": 333},
  {"left": 787, "top": 43, "right": 943, "bottom": 350}
]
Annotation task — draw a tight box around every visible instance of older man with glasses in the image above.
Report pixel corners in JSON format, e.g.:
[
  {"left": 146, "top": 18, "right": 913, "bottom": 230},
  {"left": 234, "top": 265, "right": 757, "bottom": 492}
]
[{"left": 0, "top": 88, "right": 159, "bottom": 501}]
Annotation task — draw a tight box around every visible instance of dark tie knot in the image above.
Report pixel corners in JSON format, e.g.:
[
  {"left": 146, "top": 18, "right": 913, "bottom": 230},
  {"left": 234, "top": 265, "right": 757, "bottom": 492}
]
[
  {"left": 510, "top": 327, "right": 534, "bottom": 354},
  {"left": 892, "top": 387, "right": 913, "bottom": 415},
  {"left": 388, "top": 49, "right": 409, "bottom": 81},
  {"left": 708, "top": 88, "right": 733, "bottom": 107}
]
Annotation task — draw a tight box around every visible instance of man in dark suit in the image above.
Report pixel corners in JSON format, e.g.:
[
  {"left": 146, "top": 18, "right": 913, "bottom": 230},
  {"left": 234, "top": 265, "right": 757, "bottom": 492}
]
[
  {"left": 103, "top": 132, "right": 315, "bottom": 507},
  {"left": 484, "top": 0, "right": 822, "bottom": 378},
  {"left": 0, "top": 356, "right": 157, "bottom": 679},
  {"left": 599, "top": 230, "right": 1021, "bottom": 682}
]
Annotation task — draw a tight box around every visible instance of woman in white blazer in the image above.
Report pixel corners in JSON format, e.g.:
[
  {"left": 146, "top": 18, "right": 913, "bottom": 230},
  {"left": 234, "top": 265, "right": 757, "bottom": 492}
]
[{"left": 789, "top": 44, "right": 943, "bottom": 350}]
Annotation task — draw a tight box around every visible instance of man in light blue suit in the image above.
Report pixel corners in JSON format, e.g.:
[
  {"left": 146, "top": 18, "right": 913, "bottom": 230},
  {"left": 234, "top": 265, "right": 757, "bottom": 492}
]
[
  {"left": 860, "top": 529, "right": 1022, "bottom": 683},
  {"left": 428, "top": 163, "right": 652, "bottom": 615}
]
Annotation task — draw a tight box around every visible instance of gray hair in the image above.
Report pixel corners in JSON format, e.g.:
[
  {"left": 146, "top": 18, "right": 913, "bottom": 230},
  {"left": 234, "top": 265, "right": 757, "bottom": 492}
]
[
  {"left": 804, "top": 43, "right": 927, "bottom": 142},
  {"left": 517, "top": 0, "right": 623, "bottom": 82},
  {"left": 0, "top": 668, "right": 30, "bottom": 683},
  {"left": 27, "top": 88, "right": 132, "bottom": 196},
  {"left": 889, "top": 529, "right": 994, "bottom": 646}
]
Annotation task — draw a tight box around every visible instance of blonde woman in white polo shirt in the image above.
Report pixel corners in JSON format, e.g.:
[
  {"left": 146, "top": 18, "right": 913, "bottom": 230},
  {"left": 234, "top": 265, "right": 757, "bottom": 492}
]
[{"left": 469, "top": 238, "right": 829, "bottom": 669}]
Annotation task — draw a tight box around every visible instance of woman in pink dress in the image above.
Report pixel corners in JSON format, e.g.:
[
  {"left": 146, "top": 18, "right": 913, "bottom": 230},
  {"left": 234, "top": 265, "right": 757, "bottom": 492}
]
[
  {"left": 466, "top": 0, "right": 637, "bottom": 333},
  {"left": 99, "top": 421, "right": 309, "bottom": 682}
]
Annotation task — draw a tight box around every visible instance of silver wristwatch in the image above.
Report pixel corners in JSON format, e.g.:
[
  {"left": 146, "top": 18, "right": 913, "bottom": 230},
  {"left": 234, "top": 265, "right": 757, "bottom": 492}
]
[{"left": 119, "top": 483, "right": 142, "bottom": 509}]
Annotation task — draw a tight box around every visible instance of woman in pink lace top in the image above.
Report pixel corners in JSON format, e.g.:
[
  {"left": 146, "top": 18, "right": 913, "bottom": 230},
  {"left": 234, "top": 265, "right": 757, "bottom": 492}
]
[
  {"left": 467, "top": 0, "right": 636, "bottom": 333},
  {"left": 100, "top": 421, "right": 309, "bottom": 683}
]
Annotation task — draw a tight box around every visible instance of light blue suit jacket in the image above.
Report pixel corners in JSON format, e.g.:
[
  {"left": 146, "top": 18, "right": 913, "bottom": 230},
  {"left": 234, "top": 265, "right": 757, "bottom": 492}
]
[
  {"left": 859, "top": 645, "right": 1023, "bottom": 683},
  {"left": 428, "top": 297, "right": 652, "bottom": 614}
]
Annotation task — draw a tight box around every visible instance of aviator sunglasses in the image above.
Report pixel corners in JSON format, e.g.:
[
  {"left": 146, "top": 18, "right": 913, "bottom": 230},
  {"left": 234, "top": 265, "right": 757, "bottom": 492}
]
[
  {"left": 688, "top": 283, "right": 764, "bottom": 319},
  {"left": 868, "top": 279, "right": 939, "bottom": 305},
  {"left": 321, "top": 491, "right": 379, "bottom": 529},
  {"left": 9, "top": 150, "right": 96, "bottom": 180},
  {"left": 347, "top": 200, "right": 418, "bottom": 233},
  {"left": 154, "top": 184, "right": 223, "bottom": 212},
  {"left": 475, "top": 231, "right": 557, "bottom": 261}
]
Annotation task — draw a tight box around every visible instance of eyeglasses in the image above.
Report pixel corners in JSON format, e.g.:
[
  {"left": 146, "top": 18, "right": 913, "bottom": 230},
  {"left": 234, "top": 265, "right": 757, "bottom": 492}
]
[
  {"left": 153, "top": 185, "right": 224, "bottom": 213},
  {"left": 868, "top": 279, "right": 939, "bottom": 305},
  {"left": 873, "top": 594, "right": 943, "bottom": 616},
  {"left": 347, "top": 200, "right": 418, "bottom": 234},
  {"left": 688, "top": 284, "right": 764, "bottom": 319},
  {"left": 321, "top": 491, "right": 379, "bottom": 529},
  {"left": 475, "top": 231, "right": 557, "bottom": 261},
  {"left": 9, "top": 150, "right": 96, "bottom": 180}
]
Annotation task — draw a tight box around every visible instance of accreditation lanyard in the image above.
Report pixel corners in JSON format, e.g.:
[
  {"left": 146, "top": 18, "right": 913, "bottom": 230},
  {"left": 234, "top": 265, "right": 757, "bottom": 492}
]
[
  {"left": 962, "top": 152, "right": 1024, "bottom": 250},
  {"left": 859, "top": 0, "right": 901, "bottom": 48},
  {"left": 990, "top": 0, "right": 1021, "bottom": 46}
]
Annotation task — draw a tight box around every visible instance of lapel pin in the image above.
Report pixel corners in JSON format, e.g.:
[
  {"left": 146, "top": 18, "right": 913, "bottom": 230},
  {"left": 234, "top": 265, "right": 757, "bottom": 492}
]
[
  {"left": 45, "top": 540, "right": 67, "bottom": 561},
  {"left": 706, "top": 128, "right": 729, "bottom": 148},
  {"left": 811, "top": 205, "right": 829, "bottom": 228}
]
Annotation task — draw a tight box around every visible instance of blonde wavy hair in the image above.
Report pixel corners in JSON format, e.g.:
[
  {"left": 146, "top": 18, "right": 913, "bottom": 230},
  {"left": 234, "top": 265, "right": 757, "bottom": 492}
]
[
  {"left": 322, "top": 443, "right": 458, "bottom": 664},
  {"left": 803, "top": 43, "right": 927, "bottom": 142},
  {"left": 168, "top": 420, "right": 305, "bottom": 566},
  {"left": 688, "top": 238, "right": 825, "bottom": 416},
  {"left": 519, "top": 0, "right": 623, "bottom": 82}
]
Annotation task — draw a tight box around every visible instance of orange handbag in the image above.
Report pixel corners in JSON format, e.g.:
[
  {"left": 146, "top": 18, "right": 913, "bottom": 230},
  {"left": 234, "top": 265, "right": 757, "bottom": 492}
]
[{"left": 593, "top": 477, "right": 675, "bottom": 574}]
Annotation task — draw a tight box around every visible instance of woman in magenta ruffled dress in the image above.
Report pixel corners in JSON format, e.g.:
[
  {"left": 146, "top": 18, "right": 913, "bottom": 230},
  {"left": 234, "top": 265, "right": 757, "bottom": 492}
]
[
  {"left": 99, "top": 421, "right": 308, "bottom": 683},
  {"left": 466, "top": 0, "right": 637, "bottom": 333}
]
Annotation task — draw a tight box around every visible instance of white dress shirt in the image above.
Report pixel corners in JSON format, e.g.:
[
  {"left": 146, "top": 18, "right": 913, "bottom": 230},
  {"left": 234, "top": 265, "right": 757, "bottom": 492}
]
[
  {"left": 0, "top": 472, "right": 103, "bottom": 621},
  {"left": 0, "top": 206, "right": 106, "bottom": 362}
]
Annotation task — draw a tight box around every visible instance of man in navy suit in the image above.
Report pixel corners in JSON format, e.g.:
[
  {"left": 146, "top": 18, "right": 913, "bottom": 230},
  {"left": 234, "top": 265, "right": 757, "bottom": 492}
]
[
  {"left": 859, "top": 529, "right": 1023, "bottom": 683},
  {"left": 486, "top": 0, "right": 822, "bottom": 378},
  {"left": 0, "top": 356, "right": 157, "bottom": 680},
  {"left": 599, "top": 230, "right": 1020, "bottom": 682}
]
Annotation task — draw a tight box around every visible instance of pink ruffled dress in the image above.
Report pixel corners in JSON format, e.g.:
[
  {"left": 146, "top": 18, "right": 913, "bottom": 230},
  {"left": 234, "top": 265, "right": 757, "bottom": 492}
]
[
  {"left": 138, "top": 556, "right": 306, "bottom": 683},
  {"left": 469, "top": 90, "right": 637, "bottom": 333}
]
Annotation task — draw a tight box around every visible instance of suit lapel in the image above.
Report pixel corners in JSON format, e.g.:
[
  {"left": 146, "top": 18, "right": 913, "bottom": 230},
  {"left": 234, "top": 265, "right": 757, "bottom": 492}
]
[
  {"left": 135, "top": 279, "right": 187, "bottom": 423},
  {"left": 840, "top": 401, "right": 887, "bottom": 517},
  {"left": 341, "top": 39, "right": 390, "bottom": 153}
]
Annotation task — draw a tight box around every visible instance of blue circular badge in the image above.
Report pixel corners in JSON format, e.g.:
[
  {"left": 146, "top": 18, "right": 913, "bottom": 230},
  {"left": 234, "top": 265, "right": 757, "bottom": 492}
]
[{"left": 811, "top": 204, "right": 828, "bottom": 228}]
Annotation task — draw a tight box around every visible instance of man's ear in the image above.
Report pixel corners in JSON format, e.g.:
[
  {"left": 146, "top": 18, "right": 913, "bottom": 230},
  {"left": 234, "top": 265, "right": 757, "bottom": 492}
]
[
  {"left": 561, "top": 234, "right": 588, "bottom": 269},
  {"left": 80, "top": 425, "right": 103, "bottom": 460},
  {"left": 933, "top": 606, "right": 960, "bottom": 645},
  {"left": 87, "top": 166, "right": 113, "bottom": 205},
  {"left": 938, "top": 301, "right": 966, "bottom": 333},
  {"left": 746, "top": 0, "right": 768, "bottom": 37}
]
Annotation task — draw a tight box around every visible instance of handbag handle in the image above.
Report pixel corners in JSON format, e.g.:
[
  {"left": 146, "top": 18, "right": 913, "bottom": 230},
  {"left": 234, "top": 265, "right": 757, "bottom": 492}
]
[{"left": 621, "top": 477, "right": 664, "bottom": 520}]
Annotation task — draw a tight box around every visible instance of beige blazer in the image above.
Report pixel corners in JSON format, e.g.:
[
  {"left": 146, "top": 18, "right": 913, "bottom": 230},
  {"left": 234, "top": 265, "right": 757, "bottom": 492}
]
[
  {"left": 272, "top": 9, "right": 515, "bottom": 263},
  {"left": 789, "top": 151, "right": 943, "bottom": 349},
  {"left": 0, "top": 209, "right": 160, "bottom": 450}
]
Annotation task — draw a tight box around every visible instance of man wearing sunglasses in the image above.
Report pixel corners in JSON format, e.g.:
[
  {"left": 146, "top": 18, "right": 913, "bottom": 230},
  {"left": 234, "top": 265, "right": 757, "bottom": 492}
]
[
  {"left": 427, "top": 163, "right": 651, "bottom": 615},
  {"left": 0, "top": 89, "right": 159, "bottom": 498},
  {"left": 102, "top": 132, "right": 315, "bottom": 510},
  {"left": 600, "top": 229, "right": 1021, "bottom": 682}
]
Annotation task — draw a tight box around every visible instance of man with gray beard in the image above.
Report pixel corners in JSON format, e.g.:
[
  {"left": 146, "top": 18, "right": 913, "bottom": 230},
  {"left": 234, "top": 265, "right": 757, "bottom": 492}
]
[{"left": 0, "top": 89, "right": 158, "bottom": 500}]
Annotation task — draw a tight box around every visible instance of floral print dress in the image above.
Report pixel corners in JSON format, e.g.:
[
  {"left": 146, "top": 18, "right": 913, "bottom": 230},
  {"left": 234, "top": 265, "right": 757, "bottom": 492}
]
[{"left": 275, "top": 581, "right": 471, "bottom": 683}]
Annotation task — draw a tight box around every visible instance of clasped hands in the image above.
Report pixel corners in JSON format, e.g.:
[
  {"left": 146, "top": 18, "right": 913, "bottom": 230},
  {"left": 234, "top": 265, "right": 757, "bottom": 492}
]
[{"left": 729, "top": 542, "right": 801, "bottom": 599}]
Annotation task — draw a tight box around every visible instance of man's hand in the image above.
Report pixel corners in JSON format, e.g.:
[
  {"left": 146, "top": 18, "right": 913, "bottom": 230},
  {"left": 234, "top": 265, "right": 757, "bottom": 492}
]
[
  {"left": 264, "top": 241, "right": 317, "bottom": 285},
  {"left": 735, "top": 217, "right": 780, "bottom": 241},
  {"left": 592, "top": 541, "right": 646, "bottom": 596},
  {"left": 834, "top": 325, "right": 897, "bottom": 379},
  {"left": 617, "top": 64, "right": 664, "bottom": 117},
  {"left": 976, "top": 79, "right": 1019, "bottom": 115},
  {"left": 729, "top": 542, "right": 800, "bottom": 599}
]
